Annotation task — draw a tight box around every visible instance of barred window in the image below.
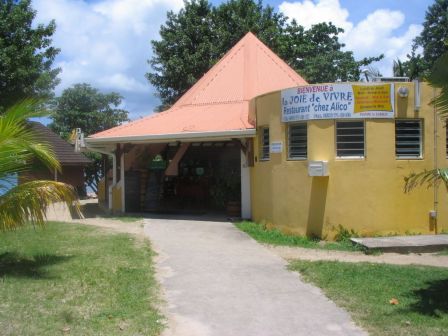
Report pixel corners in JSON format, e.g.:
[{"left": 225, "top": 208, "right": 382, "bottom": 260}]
[
  {"left": 288, "top": 123, "right": 307, "bottom": 159},
  {"left": 395, "top": 120, "right": 422, "bottom": 159},
  {"left": 336, "top": 121, "right": 365, "bottom": 158},
  {"left": 260, "top": 127, "right": 270, "bottom": 161}
]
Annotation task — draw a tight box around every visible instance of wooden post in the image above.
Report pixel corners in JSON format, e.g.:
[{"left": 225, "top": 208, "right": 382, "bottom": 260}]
[{"left": 103, "top": 154, "right": 109, "bottom": 206}]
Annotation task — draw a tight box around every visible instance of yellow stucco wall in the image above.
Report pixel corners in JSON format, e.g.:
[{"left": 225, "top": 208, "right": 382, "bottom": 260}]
[{"left": 251, "top": 82, "right": 448, "bottom": 238}]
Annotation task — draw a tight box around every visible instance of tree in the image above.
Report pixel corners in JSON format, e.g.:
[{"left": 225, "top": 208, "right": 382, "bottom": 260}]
[
  {"left": 0, "top": 100, "right": 79, "bottom": 231},
  {"left": 400, "top": 0, "right": 448, "bottom": 78},
  {"left": 147, "top": 0, "right": 383, "bottom": 109},
  {"left": 416, "top": 0, "right": 448, "bottom": 73},
  {"left": 50, "top": 83, "right": 129, "bottom": 193},
  {"left": 0, "top": 0, "right": 60, "bottom": 111},
  {"left": 147, "top": 0, "right": 216, "bottom": 109},
  {"left": 277, "top": 21, "right": 382, "bottom": 84},
  {"left": 404, "top": 51, "right": 448, "bottom": 192}
]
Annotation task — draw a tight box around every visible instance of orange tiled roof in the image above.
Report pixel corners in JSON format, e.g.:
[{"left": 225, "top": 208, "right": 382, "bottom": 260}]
[{"left": 90, "top": 32, "right": 307, "bottom": 141}]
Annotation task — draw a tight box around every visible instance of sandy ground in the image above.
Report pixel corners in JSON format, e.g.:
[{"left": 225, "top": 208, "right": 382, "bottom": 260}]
[
  {"left": 70, "top": 216, "right": 447, "bottom": 336},
  {"left": 71, "top": 215, "right": 448, "bottom": 269},
  {"left": 71, "top": 217, "right": 145, "bottom": 236},
  {"left": 266, "top": 244, "right": 448, "bottom": 268}
]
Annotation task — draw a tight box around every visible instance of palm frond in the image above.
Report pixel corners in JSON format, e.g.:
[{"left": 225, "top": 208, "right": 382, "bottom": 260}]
[
  {"left": 404, "top": 52, "right": 448, "bottom": 193},
  {"left": 428, "top": 52, "right": 448, "bottom": 118},
  {"left": 0, "top": 100, "right": 61, "bottom": 178},
  {"left": 432, "top": 86, "right": 448, "bottom": 116},
  {"left": 0, "top": 181, "right": 80, "bottom": 231},
  {"left": 404, "top": 168, "right": 448, "bottom": 193},
  {"left": 0, "top": 100, "right": 81, "bottom": 231}
]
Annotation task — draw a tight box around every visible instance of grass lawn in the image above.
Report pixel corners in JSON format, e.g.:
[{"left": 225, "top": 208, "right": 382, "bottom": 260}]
[
  {"left": 235, "top": 221, "right": 362, "bottom": 252},
  {"left": 289, "top": 260, "right": 448, "bottom": 336},
  {"left": 0, "top": 221, "right": 163, "bottom": 336},
  {"left": 438, "top": 249, "right": 448, "bottom": 256}
]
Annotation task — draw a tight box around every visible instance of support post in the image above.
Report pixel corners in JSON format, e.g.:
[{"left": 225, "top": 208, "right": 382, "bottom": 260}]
[
  {"left": 240, "top": 141, "right": 252, "bottom": 219},
  {"left": 103, "top": 154, "right": 110, "bottom": 209},
  {"left": 121, "top": 149, "right": 125, "bottom": 213}
]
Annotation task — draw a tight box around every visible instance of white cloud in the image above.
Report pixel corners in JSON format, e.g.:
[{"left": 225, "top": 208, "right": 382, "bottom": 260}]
[
  {"left": 279, "top": 0, "right": 422, "bottom": 77},
  {"left": 32, "top": 0, "right": 184, "bottom": 118},
  {"left": 279, "top": 0, "right": 352, "bottom": 32}
]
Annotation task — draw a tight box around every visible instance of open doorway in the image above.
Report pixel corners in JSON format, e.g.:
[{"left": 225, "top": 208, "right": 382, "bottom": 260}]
[{"left": 124, "top": 141, "right": 241, "bottom": 216}]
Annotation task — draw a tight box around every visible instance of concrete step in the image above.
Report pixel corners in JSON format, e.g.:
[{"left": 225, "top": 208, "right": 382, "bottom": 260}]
[{"left": 351, "top": 234, "right": 448, "bottom": 254}]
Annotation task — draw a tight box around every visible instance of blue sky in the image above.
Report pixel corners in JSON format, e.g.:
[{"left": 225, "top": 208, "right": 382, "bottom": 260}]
[{"left": 31, "top": 0, "right": 434, "bottom": 122}]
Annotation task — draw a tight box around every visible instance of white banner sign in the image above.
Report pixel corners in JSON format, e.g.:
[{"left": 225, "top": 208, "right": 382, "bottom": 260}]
[
  {"left": 281, "top": 83, "right": 395, "bottom": 122},
  {"left": 270, "top": 142, "right": 283, "bottom": 153}
]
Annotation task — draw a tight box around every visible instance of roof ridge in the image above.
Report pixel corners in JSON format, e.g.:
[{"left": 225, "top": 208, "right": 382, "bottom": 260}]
[
  {"left": 89, "top": 32, "right": 306, "bottom": 140},
  {"left": 255, "top": 43, "right": 299, "bottom": 83},
  {"left": 190, "top": 44, "right": 244, "bottom": 105},
  {"left": 173, "top": 36, "right": 247, "bottom": 108},
  {"left": 181, "top": 100, "right": 248, "bottom": 106}
]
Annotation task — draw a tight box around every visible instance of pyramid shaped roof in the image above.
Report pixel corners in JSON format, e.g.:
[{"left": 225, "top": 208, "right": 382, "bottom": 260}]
[{"left": 89, "top": 32, "right": 307, "bottom": 143}]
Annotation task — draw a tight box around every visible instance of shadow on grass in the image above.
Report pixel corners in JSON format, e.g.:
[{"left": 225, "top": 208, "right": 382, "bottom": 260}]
[
  {"left": 408, "top": 278, "right": 448, "bottom": 317},
  {"left": 0, "top": 252, "right": 73, "bottom": 279}
]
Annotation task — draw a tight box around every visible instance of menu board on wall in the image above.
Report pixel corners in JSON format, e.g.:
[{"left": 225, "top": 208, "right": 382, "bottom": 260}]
[{"left": 281, "top": 83, "right": 395, "bottom": 122}]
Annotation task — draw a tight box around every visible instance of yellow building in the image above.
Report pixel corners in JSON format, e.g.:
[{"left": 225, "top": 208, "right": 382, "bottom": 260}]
[
  {"left": 84, "top": 33, "right": 446, "bottom": 239},
  {"left": 251, "top": 81, "right": 447, "bottom": 238}
]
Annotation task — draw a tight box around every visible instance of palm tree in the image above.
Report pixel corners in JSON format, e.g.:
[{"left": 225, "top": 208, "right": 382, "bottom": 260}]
[
  {"left": 404, "top": 51, "right": 448, "bottom": 192},
  {"left": 393, "top": 59, "right": 405, "bottom": 77},
  {"left": 0, "top": 100, "right": 80, "bottom": 231}
]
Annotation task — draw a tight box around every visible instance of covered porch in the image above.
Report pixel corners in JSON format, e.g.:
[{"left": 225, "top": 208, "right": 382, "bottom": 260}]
[{"left": 89, "top": 132, "right": 254, "bottom": 218}]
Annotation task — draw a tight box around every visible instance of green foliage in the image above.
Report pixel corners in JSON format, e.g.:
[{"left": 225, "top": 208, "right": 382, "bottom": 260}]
[
  {"left": 0, "top": 222, "right": 164, "bottom": 335},
  {"left": 50, "top": 83, "right": 129, "bottom": 192},
  {"left": 235, "top": 221, "right": 361, "bottom": 252},
  {"left": 0, "top": 100, "right": 79, "bottom": 230},
  {"left": 428, "top": 51, "right": 448, "bottom": 116},
  {"left": 416, "top": 0, "right": 448, "bottom": 74},
  {"left": 405, "top": 168, "right": 448, "bottom": 193},
  {"left": 333, "top": 224, "right": 359, "bottom": 242},
  {"left": 0, "top": 0, "right": 60, "bottom": 111},
  {"left": 147, "top": 0, "right": 383, "bottom": 108},
  {"left": 400, "top": 0, "right": 448, "bottom": 78},
  {"left": 50, "top": 83, "right": 129, "bottom": 138},
  {"left": 404, "top": 51, "right": 448, "bottom": 192},
  {"left": 278, "top": 21, "right": 382, "bottom": 84},
  {"left": 289, "top": 260, "right": 448, "bottom": 335}
]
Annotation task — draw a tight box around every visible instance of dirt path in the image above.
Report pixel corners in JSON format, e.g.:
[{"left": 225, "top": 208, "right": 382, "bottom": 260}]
[
  {"left": 266, "top": 244, "right": 448, "bottom": 268},
  {"left": 71, "top": 218, "right": 145, "bottom": 236},
  {"left": 72, "top": 217, "right": 448, "bottom": 268}
]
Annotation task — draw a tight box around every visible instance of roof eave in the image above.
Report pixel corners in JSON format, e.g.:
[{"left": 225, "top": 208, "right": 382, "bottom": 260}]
[{"left": 85, "top": 129, "right": 256, "bottom": 145}]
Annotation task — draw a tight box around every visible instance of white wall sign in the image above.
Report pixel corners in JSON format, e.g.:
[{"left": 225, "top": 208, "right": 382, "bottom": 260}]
[
  {"left": 270, "top": 141, "right": 283, "bottom": 153},
  {"left": 281, "top": 83, "right": 395, "bottom": 122}
]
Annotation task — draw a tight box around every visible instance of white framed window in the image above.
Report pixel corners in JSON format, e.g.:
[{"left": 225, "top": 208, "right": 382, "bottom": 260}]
[
  {"left": 336, "top": 121, "right": 365, "bottom": 158},
  {"left": 260, "top": 127, "right": 270, "bottom": 161},
  {"left": 288, "top": 123, "right": 307, "bottom": 160},
  {"left": 395, "top": 119, "right": 422, "bottom": 159}
]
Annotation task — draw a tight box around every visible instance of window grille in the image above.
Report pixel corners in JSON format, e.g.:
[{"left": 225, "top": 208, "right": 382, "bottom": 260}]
[
  {"left": 260, "top": 127, "right": 270, "bottom": 160},
  {"left": 395, "top": 120, "right": 422, "bottom": 159},
  {"left": 288, "top": 123, "right": 307, "bottom": 159},
  {"left": 336, "top": 121, "right": 365, "bottom": 158}
]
